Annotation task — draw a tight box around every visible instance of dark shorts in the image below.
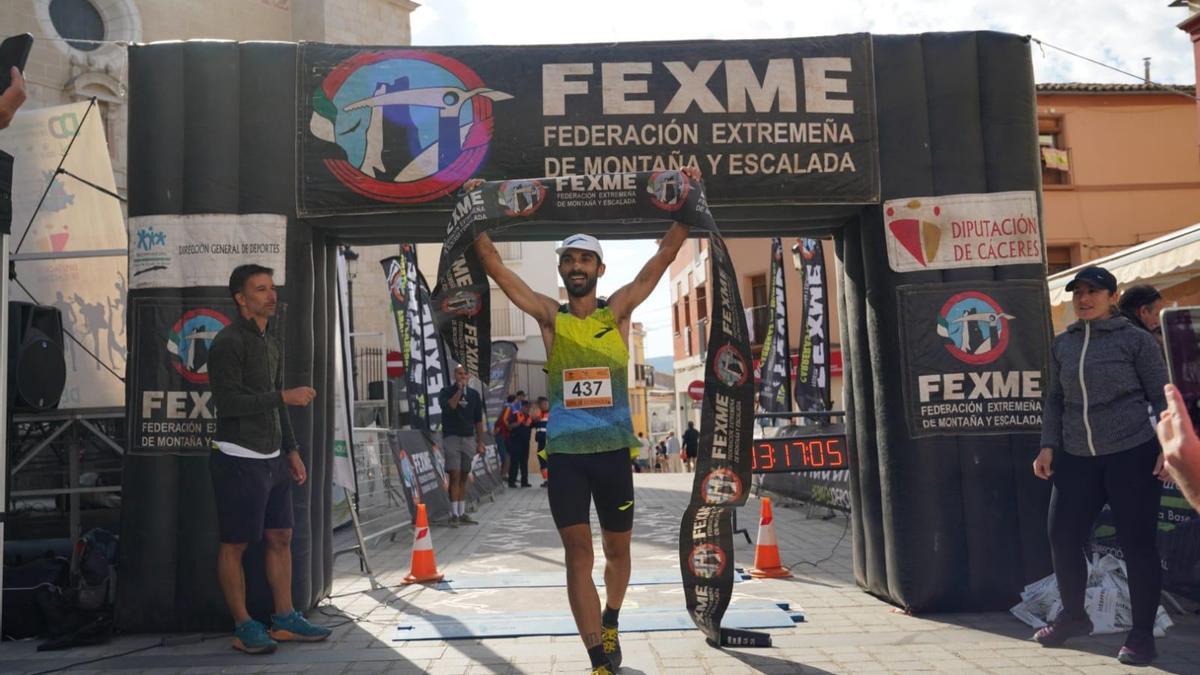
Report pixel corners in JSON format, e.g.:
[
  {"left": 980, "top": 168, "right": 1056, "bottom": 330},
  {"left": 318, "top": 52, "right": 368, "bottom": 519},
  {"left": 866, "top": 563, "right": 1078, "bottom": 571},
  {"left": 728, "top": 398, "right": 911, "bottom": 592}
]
[
  {"left": 209, "top": 451, "right": 294, "bottom": 544},
  {"left": 547, "top": 448, "right": 635, "bottom": 532}
]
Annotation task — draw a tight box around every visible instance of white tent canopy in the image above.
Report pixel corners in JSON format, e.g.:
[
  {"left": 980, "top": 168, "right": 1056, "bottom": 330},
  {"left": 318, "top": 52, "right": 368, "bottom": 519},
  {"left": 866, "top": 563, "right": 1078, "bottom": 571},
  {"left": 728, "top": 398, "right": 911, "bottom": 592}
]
[{"left": 1048, "top": 222, "right": 1200, "bottom": 307}]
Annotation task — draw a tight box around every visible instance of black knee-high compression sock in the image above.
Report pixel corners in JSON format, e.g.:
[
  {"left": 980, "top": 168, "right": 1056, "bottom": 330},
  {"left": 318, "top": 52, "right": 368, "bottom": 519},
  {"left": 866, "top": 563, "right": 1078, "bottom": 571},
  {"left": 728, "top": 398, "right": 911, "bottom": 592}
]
[{"left": 587, "top": 644, "right": 609, "bottom": 668}]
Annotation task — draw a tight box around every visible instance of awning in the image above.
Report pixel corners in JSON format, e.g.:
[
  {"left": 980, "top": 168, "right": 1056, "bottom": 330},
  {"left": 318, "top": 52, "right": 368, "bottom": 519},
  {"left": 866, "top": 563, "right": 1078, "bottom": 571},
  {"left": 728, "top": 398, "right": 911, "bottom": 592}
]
[{"left": 1048, "top": 222, "right": 1200, "bottom": 306}]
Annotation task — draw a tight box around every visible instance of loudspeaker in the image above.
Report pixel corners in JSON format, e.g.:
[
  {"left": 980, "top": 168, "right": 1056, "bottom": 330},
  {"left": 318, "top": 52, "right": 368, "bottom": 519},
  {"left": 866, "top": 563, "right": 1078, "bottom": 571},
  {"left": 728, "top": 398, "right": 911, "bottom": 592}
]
[{"left": 8, "top": 302, "right": 66, "bottom": 412}]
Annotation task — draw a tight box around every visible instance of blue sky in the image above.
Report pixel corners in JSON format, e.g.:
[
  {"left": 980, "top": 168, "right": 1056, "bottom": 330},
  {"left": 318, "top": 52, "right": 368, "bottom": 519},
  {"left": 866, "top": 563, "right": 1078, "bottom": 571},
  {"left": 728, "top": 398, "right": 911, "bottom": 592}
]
[{"left": 411, "top": 0, "right": 1198, "bottom": 358}]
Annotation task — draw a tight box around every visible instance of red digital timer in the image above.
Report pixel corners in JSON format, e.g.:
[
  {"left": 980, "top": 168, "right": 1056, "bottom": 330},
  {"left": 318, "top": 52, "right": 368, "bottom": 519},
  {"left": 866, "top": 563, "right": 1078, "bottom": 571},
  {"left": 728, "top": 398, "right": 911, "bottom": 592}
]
[{"left": 751, "top": 428, "right": 848, "bottom": 473}]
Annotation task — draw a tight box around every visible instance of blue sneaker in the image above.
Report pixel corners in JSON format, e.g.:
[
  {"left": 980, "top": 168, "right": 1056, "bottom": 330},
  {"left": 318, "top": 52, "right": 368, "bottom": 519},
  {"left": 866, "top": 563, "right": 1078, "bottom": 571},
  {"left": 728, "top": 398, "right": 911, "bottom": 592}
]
[
  {"left": 232, "top": 619, "right": 277, "bottom": 654},
  {"left": 269, "top": 609, "right": 332, "bottom": 642}
]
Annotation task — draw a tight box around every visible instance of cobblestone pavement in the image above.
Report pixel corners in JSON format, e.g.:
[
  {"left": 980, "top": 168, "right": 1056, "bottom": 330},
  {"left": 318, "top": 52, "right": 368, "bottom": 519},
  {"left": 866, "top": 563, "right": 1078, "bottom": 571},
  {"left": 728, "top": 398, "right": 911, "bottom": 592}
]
[{"left": 2, "top": 473, "right": 1197, "bottom": 673}]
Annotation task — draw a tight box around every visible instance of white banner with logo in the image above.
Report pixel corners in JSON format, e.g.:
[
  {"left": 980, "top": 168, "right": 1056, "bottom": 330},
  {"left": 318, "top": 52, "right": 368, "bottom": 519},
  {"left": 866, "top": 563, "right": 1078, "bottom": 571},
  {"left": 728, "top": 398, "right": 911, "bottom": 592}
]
[
  {"left": 127, "top": 214, "right": 287, "bottom": 290},
  {"left": 332, "top": 253, "right": 357, "bottom": 490},
  {"left": 0, "top": 101, "right": 127, "bottom": 409},
  {"left": 884, "top": 191, "right": 1042, "bottom": 273}
]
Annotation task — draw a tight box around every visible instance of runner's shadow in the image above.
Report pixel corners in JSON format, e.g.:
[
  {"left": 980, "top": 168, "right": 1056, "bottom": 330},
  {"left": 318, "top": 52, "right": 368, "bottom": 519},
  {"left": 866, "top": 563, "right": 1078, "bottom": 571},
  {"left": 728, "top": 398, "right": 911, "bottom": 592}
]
[{"left": 725, "top": 649, "right": 833, "bottom": 673}]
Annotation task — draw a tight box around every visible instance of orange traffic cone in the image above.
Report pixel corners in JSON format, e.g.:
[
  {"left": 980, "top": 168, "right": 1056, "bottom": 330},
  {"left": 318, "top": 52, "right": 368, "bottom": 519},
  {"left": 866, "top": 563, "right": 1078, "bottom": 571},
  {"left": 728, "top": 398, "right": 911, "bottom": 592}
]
[
  {"left": 402, "top": 503, "right": 444, "bottom": 584},
  {"left": 749, "top": 497, "right": 793, "bottom": 579}
]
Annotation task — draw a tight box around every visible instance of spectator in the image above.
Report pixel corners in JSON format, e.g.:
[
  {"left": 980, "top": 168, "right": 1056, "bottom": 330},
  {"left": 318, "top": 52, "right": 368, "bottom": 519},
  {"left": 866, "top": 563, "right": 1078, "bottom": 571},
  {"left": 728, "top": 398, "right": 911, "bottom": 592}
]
[
  {"left": 534, "top": 396, "right": 550, "bottom": 487},
  {"left": 1033, "top": 266, "right": 1168, "bottom": 666},
  {"left": 507, "top": 400, "right": 534, "bottom": 487},
  {"left": 682, "top": 421, "right": 700, "bottom": 472},
  {"left": 666, "top": 432, "right": 682, "bottom": 473},
  {"left": 1118, "top": 284, "right": 1164, "bottom": 342}
]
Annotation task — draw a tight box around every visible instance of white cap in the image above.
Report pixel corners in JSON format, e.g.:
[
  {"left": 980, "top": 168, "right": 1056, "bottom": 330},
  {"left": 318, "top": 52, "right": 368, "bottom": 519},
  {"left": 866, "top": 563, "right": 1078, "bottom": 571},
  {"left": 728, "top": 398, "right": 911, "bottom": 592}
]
[{"left": 556, "top": 233, "right": 604, "bottom": 261}]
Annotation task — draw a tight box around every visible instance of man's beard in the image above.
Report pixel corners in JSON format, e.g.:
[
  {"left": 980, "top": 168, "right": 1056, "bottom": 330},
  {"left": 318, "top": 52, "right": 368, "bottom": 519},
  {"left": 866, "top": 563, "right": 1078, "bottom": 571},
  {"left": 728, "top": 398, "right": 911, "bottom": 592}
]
[{"left": 562, "top": 272, "right": 597, "bottom": 298}]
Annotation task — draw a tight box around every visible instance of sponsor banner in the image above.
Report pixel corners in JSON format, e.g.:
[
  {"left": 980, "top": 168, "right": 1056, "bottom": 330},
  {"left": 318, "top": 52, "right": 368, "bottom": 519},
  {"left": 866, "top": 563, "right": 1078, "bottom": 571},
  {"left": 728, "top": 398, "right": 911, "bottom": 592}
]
[
  {"left": 417, "top": 266, "right": 447, "bottom": 431},
  {"left": 897, "top": 281, "right": 1049, "bottom": 438},
  {"left": 484, "top": 341, "right": 519, "bottom": 429},
  {"left": 793, "top": 238, "right": 831, "bottom": 413},
  {"left": 1092, "top": 480, "right": 1200, "bottom": 601},
  {"left": 126, "top": 296, "right": 236, "bottom": 456},
  {"left": 2, "top": 101, "right": 127, "bottom": 408},
  {"left": 884, "top": 191, "right": 1042, "bottom": 272},
  {"left": 297, "top": 36, "right": 878, "bottom": 216},
  {"left": 466, "top": 438, "right": 503, "bottom": 501},
  {"left": 381, "top": 246, "right": 444, "bottom": 429},
  {"left": 388, "top": 429, "right": 452, "bottom": 523},
  {"left": 128, "top": 214, "right": 287, "bottom": 290},
  {"left": 756, "top": 238, "right": 791, "bottom": 420},
  {"left": 332, "top": 253, "right": 357, "bottom": 490},
  {"left": 431, "top": 171, "right": 756, "bottom": 644}
]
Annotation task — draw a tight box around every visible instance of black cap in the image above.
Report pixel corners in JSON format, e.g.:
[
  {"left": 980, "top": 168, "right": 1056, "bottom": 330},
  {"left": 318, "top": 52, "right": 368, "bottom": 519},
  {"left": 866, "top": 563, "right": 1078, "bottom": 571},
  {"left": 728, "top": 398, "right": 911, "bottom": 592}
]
[{"left": 1065, "top": 265, "right": 1117, "bottom": 294}]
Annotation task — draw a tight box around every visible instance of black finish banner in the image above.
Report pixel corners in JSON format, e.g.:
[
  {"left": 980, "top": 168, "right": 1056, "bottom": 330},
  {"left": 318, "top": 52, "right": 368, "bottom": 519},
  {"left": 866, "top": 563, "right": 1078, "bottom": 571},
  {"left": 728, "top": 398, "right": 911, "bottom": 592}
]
[
  {"left": 897, "top": 281, "right": 1049, "bottom": 438},
  {"left": 297, "top": 36, "right": 878, "bottom": 216},
  {"left": 388, "top": 429, "right": 452, "bottom": 523},
  {"left": 416, "top": 267, "right": 447, "bottom": 431},
  {"left": 126, "top": 296, "right": 238, "bottom": 456},
  {"left": 793, "top": 238, "right": 831, "bottom": 413},
  {"left": 757, "top": 238, "right": 791, "bottom": 419},
  {"left": 430, "top": 171, "right": 759, "bottom": 645}
]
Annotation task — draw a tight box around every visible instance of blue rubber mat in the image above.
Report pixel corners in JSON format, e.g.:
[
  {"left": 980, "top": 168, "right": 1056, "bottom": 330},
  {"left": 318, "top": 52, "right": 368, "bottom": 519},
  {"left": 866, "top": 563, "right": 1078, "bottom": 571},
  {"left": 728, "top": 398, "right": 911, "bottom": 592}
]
[
  {"left": 434, "top": 567, "right": 751, "bottom": 590},
  {"left": 393, "top": 602, "right": 804, "bottom": 641}
]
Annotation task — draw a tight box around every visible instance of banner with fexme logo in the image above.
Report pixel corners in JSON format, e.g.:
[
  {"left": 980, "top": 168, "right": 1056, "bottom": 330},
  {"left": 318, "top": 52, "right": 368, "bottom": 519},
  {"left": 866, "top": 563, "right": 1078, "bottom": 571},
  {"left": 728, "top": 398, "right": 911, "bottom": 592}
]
[
  {"left": 430, "top": 171, "right": 761, "bottom": 646},
  {"left": 388, "top": 429, "right": 452, "bottom": 523},
  {"left": 484, "top": 341, "right": 519, "bottom": 430},
  {"left": 296, "top": 35, "right": 878, "bottom": 216},
  {"left": 793, "top": 238, "right": 831, "bottom": 414},
  {"left": 756, "top": 238, "right": 791, "bottom": 420},
  {"left": 897, "top": 281, "right": 1050, "bottom": 438},
  {"left": 128, "top": 214, "right": 287, "bottom": 290},
  {"left": 884, "top": 191, "right": 1042, "bottom": 273},
  {"left": 126, "top": 296, "right": 238, "bottom": 456}
]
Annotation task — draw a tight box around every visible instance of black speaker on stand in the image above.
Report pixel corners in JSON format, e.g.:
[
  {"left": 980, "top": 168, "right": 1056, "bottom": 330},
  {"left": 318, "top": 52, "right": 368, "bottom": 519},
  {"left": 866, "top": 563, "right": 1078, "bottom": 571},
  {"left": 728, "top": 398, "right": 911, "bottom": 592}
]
[{"left": 7, "top": 302, "right": 67, "bottom": 412}]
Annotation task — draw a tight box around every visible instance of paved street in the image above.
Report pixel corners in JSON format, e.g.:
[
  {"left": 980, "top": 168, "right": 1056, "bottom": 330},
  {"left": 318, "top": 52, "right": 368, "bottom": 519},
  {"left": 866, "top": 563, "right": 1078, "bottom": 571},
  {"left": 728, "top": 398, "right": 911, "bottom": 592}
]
[{"left": 2, "top": 472, "right": 1198, "bottom": 674}]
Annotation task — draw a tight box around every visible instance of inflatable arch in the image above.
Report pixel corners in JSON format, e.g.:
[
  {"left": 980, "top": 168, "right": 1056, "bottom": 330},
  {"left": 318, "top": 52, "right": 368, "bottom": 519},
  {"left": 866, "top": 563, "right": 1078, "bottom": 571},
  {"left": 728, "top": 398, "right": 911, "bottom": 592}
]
[{"left": 119, "top": 31, "right": 1051, "bottom": 631}]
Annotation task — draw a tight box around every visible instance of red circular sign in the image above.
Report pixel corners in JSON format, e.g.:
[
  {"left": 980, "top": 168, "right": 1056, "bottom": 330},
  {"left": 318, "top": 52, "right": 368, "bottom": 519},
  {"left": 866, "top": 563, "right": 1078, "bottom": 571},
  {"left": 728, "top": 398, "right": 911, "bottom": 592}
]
[{"left": 687, "top": 380, "right": 705, "bottom": 401}]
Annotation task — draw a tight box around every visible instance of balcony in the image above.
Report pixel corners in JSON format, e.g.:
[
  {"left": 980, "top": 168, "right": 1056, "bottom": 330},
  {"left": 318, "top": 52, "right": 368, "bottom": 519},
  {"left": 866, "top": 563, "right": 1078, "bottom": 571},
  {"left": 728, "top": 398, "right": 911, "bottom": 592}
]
[
  {"left": 492, "top": 306, "right": 525, "bottom": 338},
  {"left": 634, "top": 363, "right": 655, "bottom": 387},
  {"left": 495, "top": 241, "right": 523, "bottom": 261}
]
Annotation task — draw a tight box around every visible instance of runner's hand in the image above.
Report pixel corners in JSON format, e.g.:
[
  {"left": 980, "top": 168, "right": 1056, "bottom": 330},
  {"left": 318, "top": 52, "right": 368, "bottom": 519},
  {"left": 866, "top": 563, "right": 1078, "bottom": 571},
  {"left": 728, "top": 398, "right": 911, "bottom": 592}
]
[
  {"left": 282, "top": 387, "right": 317, "bottom": 406},
  {"left": 463, "top": 178, "right": 485, "bottom": 192},
  {"left": 681, "top": 165, "right": 702, "bottom": 182},
  {"left": 288, "top": 449, "right": 307, "bottom": 485},
  {"left": 1032, "top": 447, "right": 1054, "bottom": 480}
]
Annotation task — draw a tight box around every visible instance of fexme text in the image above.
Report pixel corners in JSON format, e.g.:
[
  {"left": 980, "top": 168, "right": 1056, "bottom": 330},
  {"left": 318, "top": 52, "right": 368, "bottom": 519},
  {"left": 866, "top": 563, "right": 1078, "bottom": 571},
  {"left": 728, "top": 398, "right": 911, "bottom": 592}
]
[
  {"left": 542, "top": 59, "right": 856, "bottom": 116},
  {"left": 917, "top": 371, "right": 1041, "bottom": 402}
]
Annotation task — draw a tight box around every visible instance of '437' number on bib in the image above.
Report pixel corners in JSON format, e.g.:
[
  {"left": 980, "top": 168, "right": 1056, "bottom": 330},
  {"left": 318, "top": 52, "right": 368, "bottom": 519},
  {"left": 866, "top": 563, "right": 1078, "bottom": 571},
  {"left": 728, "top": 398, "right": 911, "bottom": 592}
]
[{"left": 563, "top": 367, "right": 613, "bottom": 409}]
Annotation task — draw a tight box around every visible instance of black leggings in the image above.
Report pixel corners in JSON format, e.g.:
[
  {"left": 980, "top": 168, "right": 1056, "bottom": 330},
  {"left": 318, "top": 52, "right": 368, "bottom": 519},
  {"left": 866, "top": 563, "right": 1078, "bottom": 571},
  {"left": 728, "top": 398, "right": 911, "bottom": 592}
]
[{"left": 1048, "top": 438, "right": 1162, "bottom": 632}]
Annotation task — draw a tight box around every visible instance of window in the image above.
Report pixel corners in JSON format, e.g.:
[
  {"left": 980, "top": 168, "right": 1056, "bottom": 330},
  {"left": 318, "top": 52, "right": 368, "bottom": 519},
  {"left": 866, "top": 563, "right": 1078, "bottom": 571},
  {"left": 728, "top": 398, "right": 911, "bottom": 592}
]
[
  {"left": 750, "top": 274, "right": 768, "bottom": 307},
  {"left": 749, "top": 274, "right": 769, "bottom": 344},
  {"left": 1039, "top": 115, "right": 1070, "bottom": 186},
  {"left": 695, "top": 284, "right": 707, "bottom": 321},
  {"left": 683, "top": 294, "right": 691, "bottom": 327},
  {"left": 1046, "top": 245, "right": 1074, "bottom": 275},
  {"left": 50, "top": 0, "right": 105, "bottom": 51}
]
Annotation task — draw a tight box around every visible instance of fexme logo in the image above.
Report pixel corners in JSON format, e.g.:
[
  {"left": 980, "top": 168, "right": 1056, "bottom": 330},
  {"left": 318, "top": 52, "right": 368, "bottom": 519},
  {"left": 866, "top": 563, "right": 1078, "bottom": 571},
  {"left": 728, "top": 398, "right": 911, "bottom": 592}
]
[
  {"left": 167, "top": 309, "right": 229, "bottom": 384},
  {"left": 498, "top": 179, "right": 547, "bottom": 217},
  {"left": 713, "top": 344, "right": 748, "bottom": 387},
  {"left": 688, "top": 543, "right": 728, "bottom": 580},
  {"left": 702, "top": 468, "right": 744, "bottom": 505},
  {"left": 886, "top": 199, "right": 943, "bottom": 267},
  {"left": 310, "top": 50, "right": 513, "bottom": 204},
  {"left": 647, "top": 170, "right": 689, "bottom": 211},
  {"left": 936, "top": 291, "right": 1013, "bottom": 366}
]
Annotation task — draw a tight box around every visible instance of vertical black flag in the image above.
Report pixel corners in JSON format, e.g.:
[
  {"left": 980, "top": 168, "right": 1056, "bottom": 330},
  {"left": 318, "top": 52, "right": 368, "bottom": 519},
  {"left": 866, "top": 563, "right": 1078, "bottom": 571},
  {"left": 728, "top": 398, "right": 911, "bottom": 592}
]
[
  {"left": 757, "top": 238, "right": 792, "bottom": 420},
  {"left": 793, "top": 238, "right": 831, "bottom": 413}
]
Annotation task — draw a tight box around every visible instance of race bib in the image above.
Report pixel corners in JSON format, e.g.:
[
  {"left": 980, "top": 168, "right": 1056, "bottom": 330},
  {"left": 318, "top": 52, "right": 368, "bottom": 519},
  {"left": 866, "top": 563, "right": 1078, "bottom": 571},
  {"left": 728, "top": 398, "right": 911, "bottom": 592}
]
[{"left": 563, "top": 367, "right": 613, "bottom": 409}]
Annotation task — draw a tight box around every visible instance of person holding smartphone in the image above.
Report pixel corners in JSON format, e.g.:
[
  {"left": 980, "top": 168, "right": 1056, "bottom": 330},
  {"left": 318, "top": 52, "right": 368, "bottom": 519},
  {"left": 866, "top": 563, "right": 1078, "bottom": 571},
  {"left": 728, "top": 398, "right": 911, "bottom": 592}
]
[
  {"left": 1156, "top": 383, "right": 1200, "bottom": 510},
  {"left": 1033, "top": 265, "right": 1169, "bottom": 666}
]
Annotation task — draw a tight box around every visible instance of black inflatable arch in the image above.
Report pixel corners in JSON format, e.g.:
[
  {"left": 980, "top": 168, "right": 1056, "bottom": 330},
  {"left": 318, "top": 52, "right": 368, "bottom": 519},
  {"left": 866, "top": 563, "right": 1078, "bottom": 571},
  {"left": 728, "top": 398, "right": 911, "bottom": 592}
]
[{"left": 119, "top": 31, "right": 1049, "bottom": 630}]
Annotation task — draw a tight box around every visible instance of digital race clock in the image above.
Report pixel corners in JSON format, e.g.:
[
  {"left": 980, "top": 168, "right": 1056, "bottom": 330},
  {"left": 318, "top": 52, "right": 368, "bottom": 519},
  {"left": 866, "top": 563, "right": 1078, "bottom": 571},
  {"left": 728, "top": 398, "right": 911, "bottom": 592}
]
[{"left": 751, "top": 425, "right": 848, "bottom": 473}]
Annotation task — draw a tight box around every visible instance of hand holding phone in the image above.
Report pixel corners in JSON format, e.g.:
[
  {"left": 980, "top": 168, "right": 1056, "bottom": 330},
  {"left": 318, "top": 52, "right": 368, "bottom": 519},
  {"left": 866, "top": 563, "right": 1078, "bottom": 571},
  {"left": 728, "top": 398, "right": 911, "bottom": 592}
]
[
  {"left": 1161, "top": 307, "right": 1200, "bottom": 431},
  {"left": 0, "top": 34, "right": 32, "bottom": 130}
]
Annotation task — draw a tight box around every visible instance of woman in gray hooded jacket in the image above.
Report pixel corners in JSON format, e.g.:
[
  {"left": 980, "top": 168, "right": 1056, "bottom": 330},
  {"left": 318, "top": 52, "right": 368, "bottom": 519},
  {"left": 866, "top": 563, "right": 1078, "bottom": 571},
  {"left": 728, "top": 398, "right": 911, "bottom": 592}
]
[{"left": 1033, "top": 266, "right": 1169, "bottom": 665}]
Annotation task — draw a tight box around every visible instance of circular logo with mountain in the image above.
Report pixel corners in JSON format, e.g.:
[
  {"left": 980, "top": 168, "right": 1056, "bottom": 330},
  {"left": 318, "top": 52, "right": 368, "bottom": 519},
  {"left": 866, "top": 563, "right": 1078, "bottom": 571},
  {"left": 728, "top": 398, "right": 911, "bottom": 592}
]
[
  {"left": 936, "top": 291, "right": 1014, "bottom": 365},
  {"left": 647, "top": 170, "right": 690, "bottom": 211},
  {"left": 498, "top": 179, "right": 547, "bottom": 217},
  {"left": 168, "top": 309, "right": 229, "bottom": 384},
  {"left": 688, "top": 543, "right": 728, "bottom": 580},
  {"left": 713, "top": 345, "right": 748, "bottom": 387},
  {"left": 702, "top": 468, "right": 744, "bottom": 505},
  {"left": 309, "top": 51, "right": 513, "bottom": 204}
]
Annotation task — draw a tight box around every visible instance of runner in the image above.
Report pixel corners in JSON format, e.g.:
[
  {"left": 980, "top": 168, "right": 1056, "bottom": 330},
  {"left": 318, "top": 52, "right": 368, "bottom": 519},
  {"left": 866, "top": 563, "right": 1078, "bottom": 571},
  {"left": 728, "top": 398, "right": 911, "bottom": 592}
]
[{"left": 468, "top": 166, "right": 702, "bottom": 675}]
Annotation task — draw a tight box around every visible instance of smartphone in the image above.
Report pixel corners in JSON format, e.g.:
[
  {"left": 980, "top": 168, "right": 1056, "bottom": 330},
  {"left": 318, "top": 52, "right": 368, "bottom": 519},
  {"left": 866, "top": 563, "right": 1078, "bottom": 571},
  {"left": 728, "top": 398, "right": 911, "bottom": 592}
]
[
  {"left": 0, "top": 33, "right": 33, "bottom": 93},
  {"left": 1161, "top": 306, "right": 1200, "bottom": 429}
]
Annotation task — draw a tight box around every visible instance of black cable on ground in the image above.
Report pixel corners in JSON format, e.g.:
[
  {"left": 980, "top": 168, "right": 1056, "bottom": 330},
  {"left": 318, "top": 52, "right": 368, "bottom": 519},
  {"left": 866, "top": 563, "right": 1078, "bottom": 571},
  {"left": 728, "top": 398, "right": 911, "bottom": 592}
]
[
  {"left": 26, "top": 641, "right": 160, "bottom": 675},
  {"left": 783, "top": 512, "right": 850, "bottom": 572}
]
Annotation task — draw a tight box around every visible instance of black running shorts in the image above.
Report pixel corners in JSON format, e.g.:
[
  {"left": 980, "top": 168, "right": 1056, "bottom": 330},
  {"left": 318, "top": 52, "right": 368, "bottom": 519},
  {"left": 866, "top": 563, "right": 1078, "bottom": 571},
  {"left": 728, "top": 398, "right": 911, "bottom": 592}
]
[
  {"left": 209, "top": 451, "right": 295, "bottom": 543},
  {"left": 547, "top": 448, "right": 635, "bottom": 532}
]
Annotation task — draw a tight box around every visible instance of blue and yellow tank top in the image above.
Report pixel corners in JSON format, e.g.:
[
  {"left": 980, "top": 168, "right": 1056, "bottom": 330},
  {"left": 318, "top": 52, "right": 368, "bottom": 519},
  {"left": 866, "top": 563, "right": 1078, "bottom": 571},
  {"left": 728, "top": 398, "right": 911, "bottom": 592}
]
[{"left": 546, "top": 303, "right": 640, "bottom": 455}]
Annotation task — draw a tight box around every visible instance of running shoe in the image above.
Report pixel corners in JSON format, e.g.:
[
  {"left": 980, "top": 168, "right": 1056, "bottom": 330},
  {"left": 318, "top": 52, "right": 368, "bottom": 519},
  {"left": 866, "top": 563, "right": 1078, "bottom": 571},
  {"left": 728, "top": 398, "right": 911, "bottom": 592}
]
[
  {"left": 1033, "top": 614, "right": 1092, "bottom": 647},
  {"left": 1117, "top": 630, "right": 1157, "bottom": 666},
  {"left": 448, "top": 515, "right": 460, "bottom": 528},
  {"left": 232, "top": 619, "right": 277, "bottom": 654},
  {"left": 601, "top": 623, "right": 622, "bottom": 669},
  {"left": 458, "top": 513, "right": 479, "bottom": 525},
  {"left": 269, "top": 609, "right": 332, "bottom": 642}
]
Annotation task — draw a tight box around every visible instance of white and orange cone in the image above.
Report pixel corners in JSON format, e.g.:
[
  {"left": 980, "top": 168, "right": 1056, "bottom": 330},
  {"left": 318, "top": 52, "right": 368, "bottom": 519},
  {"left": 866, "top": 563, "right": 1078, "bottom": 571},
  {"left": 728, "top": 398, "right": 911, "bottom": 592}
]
[
  {"left": 749, "top": 497, "right": 793, "bottom": 579},
  {"left": 402, "top": 503, "right": 444, "bottom": 584}
]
